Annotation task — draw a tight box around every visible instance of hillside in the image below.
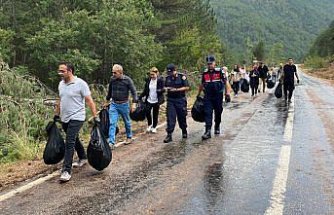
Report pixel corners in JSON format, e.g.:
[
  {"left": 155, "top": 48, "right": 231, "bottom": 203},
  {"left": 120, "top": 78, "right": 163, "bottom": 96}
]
[
  {"left": 309, "top": 21, "right": 334, "bottom": 58},
  {"left": 210, "top": 0, "right": 334, "bottom": 62}
]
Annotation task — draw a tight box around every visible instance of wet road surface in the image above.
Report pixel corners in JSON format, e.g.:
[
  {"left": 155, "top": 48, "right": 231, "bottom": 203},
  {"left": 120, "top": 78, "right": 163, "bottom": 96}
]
[{"left": 1, "top": 67, "right": 334, "bottom": 214}]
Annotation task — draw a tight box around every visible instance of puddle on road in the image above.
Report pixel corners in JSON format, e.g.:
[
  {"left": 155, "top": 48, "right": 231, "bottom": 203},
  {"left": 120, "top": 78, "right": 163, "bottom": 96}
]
[{"left": 204, "top": 162, "right": 225, "bottom": 207}]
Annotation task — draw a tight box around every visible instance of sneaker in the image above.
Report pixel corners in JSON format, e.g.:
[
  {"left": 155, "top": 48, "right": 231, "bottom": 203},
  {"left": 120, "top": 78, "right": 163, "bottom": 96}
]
[
  {"left": 182, "top": 132, "right": 188, "bottom": 139},
  {"left": 146, "top": 125, "right": 152, "bottom": 133},
  {"left": 214, "top": 129, "right": 220, "bottom": 135},
  {"left": 60, "top": 171, "right": 71, "bottom": 182},
  {"left": 202, "top": 131, "right": 211, "bottom": 140},
  {"left": 124, "top": 138, "right": 133, "bottom": 145},
  {"left": 151, "top": 127, "right": 157, "bottom": 133},
  {"left": 163, "top": 134, "right": 172, "bottom": 143},
  {"left": 72, "top": 159, "right": 87, "bottom": 168}
]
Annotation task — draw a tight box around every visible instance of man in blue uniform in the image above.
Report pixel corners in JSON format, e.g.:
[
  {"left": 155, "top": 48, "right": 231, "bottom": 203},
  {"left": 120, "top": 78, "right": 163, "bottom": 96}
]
[
  {"left": 198, "top": 55, "right": 230, "bottom": 140},
  {"left": 164, "top": 64, "right": 190, "bottom": 143}
]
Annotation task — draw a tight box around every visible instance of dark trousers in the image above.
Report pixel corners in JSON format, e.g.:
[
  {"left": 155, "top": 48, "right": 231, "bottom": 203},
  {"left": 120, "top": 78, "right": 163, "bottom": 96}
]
[
  {"left": 166, "top": 97, "right": 187, "bottom": 134},
  {"left": 204, "top": 95, "right": 223, "bottom": 130},
  {"left": 146, "top": 102, "right": 160, "bottom": 128},
  {"left": 233, "top": 81, "right": 240, "bottom": 95},
  {"left": 251, "top": 84, "right": 259, "bottom": 96},
  {"left": 284, "top": 82, "right": 295, "bottom": 100},
  {"left": 62, "top": 120, "right": 86, "bottom": 174}
]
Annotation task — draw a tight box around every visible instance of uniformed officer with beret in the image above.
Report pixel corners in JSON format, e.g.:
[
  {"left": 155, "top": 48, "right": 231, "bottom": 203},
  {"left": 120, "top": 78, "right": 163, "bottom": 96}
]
[{"left": 198, "top": 55, "right": 230, "bottom": 140}]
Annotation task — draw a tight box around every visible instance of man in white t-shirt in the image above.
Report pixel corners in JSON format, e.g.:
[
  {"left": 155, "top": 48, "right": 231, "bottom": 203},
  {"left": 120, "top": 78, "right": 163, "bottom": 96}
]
[{"left": 55, "top": 62, "right": 97, "bottom": 182}]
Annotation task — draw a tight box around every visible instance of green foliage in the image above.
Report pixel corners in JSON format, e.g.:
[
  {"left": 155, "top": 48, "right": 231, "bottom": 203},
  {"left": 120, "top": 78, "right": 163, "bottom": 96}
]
[
  {"left": 148, "top": 0, "right": 224, "bottom": 71},
  {"left": 309, "top": 21, "right": 334, "bottom": 58},
  {"left": 210, "top": 0, "right": 334, "bottom": 62},
  {"left": 304, "top": 55, "right": 329, "bottom": 69},
  {"left": 253, "top": 41, "right": 265, "bottom": 62},
  {"left": 0, "top": 68, "right": 54, "bottom": 163},
  {"left": 0, "top": 0, "right": 223, "bottom": 87},
  {"left": 0, "top": 28, "right": 14, "bottom": 62}
]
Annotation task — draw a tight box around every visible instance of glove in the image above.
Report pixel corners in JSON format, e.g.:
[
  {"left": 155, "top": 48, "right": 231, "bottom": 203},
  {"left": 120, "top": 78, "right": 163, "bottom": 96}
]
[
  {"left": 53, "top": 115, "right": 60, "bottom": 122},
  {"left": 297, "top": 79, "right": 300, "bottom": 84}
]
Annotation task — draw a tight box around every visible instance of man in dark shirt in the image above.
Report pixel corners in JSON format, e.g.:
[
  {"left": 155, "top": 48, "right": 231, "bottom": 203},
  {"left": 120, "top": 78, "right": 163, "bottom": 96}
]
[
  {"left": 105, "top": 64, "right": 137, "bottom": 148},
  {"left": 258, "top": 62, "right": 269, "bottom": 93},
  {"left": 198, "top": 55, "right": 230, "bottom": 140},
  {"left": 163, "top": 64, "right": 190, "bottom": 143},
  {"left": 282, "top": 58, "right": 299, "bottom": 103}
]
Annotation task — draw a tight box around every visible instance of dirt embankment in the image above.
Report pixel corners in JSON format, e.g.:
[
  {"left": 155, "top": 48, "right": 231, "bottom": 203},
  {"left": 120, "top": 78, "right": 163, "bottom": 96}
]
[{"left": 302, "top": 64, "right": 334, "bottom": 82}]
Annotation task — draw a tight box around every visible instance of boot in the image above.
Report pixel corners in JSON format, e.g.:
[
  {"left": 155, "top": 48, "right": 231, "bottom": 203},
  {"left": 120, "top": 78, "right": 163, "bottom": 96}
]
[
  {"left": 202, "top": 130, "right": 211, "bottom": 140},
  {"left": 182, "top": 130, "right": 188, "bottom": 139},
  {"left": 214, "top": 125, "right": 220, "bottom": 135},
  {"left": 163, "top": 134, "right": 173, "bottom": 143}
]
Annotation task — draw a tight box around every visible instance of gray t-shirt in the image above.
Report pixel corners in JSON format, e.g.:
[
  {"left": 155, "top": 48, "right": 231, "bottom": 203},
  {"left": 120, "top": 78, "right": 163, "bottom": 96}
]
[{"left": 58, "top": 77, "right": 91, "bottom": 123}]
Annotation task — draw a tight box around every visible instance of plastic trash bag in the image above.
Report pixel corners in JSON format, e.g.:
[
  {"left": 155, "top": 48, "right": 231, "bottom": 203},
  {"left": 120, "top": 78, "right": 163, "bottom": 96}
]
[
  {"left": 266, "top": 79, "right": 275, "bottom": 89},
  {"left": 275, "top": 83, "right": 283, "bottom": 98},
  {"left": 87, "top": 122, "right": 112, "bottom": 171},
  {"left": 241, "top": 79, "right": 250, "bottom": 93},
  {"left": 43, "top": 121, "right": 65, "bottom": 165},
  {"left": 191, "top": 96, "right": 205, "bottom": 122},
  {"left": 99, "top": 108, "right": 110, "bottom": 138},
  {"left": 130, "top": 101, "right": 146, "bottom": 121}
]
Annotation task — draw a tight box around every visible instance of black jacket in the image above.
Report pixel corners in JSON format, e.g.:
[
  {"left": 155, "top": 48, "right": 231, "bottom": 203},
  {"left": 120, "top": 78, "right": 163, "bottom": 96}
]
[
  {"left": 249, "top": 70, "right": 260, "bottom": 86},
  {"left": 258, "top": 65, "right": 269, "bottom": 79},
  {"left": 139, "top": 76, "right": 165, "bottom": 105}
]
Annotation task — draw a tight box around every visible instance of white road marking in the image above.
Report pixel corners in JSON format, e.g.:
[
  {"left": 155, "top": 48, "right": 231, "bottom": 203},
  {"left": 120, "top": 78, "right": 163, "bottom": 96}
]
[
  {"left": 0, "top": 122, "right": 167, "bottom": 202},
  {"left": 0, "top": 172, "right": 59, "bottom": 202},
  {"left": 265, "top": 97, "right": 294, "bottom": 215}
]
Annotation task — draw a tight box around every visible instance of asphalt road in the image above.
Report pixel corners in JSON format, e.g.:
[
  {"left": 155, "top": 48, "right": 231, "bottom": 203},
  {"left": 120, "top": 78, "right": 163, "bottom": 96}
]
[{"left": 1, "top": 67, "right": 334, "bottom": 215}]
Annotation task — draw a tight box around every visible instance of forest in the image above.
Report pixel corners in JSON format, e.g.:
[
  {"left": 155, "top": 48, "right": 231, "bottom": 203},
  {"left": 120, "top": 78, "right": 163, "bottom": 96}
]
[
  {"left": 210, "top": 0, "right": 334, "bottom": 63},
  {"left": 0, "top": 0, "right": 223, "bottom": 88}
]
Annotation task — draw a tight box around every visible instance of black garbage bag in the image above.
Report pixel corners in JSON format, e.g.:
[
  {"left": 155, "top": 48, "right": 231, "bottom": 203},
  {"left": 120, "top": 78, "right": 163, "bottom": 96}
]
[
  {"left": 99, "top": 108, "right": 109, "bottom": 138},
  {"left": 267, "top": 79, "right": 275, "bottom": 89},
  {"left": 87, "top": 122, "right": 112, "bottom": 171},
  {"left": 99, "top": 107, "right": 119, "bottom": 137},
  {"left": 275, "top": 83, "right": 283, "bottom": 98},
  {"left": 191, "top": 96, "right": 205, "bottom": 122},
  {"left": 130, "top": 101, "right": 146, "bottom": 121},
  {"left": 241, "top": 79, "right": 250, "bottom": 93},
  {"left": 43, "top": 121, "right": 65, "bottom": 165}
]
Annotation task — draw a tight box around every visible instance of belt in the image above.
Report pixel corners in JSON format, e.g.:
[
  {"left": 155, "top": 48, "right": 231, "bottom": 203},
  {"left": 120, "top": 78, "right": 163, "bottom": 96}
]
[{"left": 113, "top": 100, "right": 128, "bottom": 104}]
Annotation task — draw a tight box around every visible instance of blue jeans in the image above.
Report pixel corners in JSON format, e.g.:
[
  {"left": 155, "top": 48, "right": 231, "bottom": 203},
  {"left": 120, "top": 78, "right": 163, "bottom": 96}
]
[{"left": 108, "top": 102, "right": 132, "bottom": 145}]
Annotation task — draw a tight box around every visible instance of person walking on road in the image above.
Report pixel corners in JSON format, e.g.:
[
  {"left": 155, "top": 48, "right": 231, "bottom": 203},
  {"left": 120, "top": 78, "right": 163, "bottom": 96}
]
[
  {"left": 105, "top": 64, "right": 138, "bottom": 149},
  {"left": 163, "top": 64, "right": 189, "bottom": 143},
  {"left": 232, "top": 64, "right": 241, "bottom": 97},
  {"left": 281, "top": 58, "right": 300, "bottom": 103},
  {"left": 249, "top": 65, "right": 260, "bottom": 97},
  {"left": 198, "top": 55, "right": 230, "bottom": 140},
  {"left": 55, "top": 62, "right": 98, "bottom": 182},
  {"left": 258, "top": 61, "right": 269, "bottom": 93},
  {"left": 139, "top": 67, "right": 165, "bottom": 133}
]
